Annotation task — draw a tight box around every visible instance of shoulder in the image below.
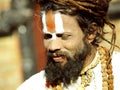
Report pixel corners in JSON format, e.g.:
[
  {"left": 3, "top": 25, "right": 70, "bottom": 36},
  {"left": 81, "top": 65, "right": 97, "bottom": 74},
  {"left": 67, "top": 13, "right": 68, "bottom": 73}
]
[
  {"left": 111, "top": 51, "right": 120, "bottom": 66},
  {"left": 111, "top": 51, "right": 120, "bottom": 69},
  {"left": 112, "top": 51, "right": 120, "bottom": 58},
  {"left": 17, "top": 70, "right": 46, "bottom": 90},
  {"left": 111, "top": 51, "right": 120, "bottom": 90}
]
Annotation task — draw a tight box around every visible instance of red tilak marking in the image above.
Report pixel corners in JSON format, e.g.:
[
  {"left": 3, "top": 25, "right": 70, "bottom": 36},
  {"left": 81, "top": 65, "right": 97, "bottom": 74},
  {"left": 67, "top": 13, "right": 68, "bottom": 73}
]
[{"left": 46, "top": 11, "right": 55, "bottom": 33}]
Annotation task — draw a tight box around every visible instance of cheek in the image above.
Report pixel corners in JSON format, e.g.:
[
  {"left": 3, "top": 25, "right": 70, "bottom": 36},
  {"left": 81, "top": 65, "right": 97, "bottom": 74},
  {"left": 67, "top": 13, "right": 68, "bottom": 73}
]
[
  {"left": 44, "top": 40, "right": 49, "bottom": 49},
  {"left": 63, "top": 40, "right": 84, "bottom": 56},
  {"left": 64, "top": 37, "right": 84, "bottom": 49}
]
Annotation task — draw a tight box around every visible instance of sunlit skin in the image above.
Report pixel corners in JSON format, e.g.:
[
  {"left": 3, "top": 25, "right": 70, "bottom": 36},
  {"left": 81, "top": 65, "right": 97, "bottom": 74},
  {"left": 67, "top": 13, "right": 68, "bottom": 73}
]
[{"left": 42, "top": 11, "right": 96, "bottom": 67}]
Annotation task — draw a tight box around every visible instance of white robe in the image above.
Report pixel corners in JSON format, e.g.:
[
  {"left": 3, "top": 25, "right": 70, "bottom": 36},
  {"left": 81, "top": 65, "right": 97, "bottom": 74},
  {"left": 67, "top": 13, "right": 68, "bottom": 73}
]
[{"left": 17, "top": 51, "right": 120, "bottom": 90}]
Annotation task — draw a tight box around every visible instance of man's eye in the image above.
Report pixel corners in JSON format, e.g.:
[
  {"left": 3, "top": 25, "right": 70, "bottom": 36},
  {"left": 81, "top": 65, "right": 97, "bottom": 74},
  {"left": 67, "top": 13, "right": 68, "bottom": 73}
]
[
  {"left": 44, "top": 34, "right": 52, "bottom": 39},
  {"left": 56, "top": 34, "right": 71, "bottom": 40},
  {"left": 62, "top": 34, "right": 71, "bottom": 40}
]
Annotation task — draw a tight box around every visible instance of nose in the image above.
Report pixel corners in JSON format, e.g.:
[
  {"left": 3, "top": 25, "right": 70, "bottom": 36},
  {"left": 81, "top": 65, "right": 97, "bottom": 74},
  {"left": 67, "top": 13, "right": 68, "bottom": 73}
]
[{"left": 48, "top": 39, "right": 62, "bottom": 53}]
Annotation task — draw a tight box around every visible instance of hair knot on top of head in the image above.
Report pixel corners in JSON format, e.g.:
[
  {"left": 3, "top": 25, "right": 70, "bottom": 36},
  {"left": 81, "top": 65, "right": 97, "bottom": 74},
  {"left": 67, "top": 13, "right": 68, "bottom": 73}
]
[{"left": 34, "top": 0, "right": 111, "bottom": 17}]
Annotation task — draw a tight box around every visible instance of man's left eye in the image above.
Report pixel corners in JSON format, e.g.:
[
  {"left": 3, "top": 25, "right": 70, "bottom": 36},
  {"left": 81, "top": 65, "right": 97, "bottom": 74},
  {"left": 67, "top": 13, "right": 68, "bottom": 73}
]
[
  {"left": 56, "top": 33, "right": 71, "bottom": 40},
  {"left": 61, "top": 34, "right": 71, "bottom": 40}
]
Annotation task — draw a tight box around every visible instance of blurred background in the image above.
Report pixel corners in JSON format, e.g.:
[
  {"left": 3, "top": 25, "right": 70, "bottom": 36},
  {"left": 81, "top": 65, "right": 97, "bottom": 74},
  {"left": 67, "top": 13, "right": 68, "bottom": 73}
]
[{"left": 0, "top": 0, "right": 120, "bottom": 90}]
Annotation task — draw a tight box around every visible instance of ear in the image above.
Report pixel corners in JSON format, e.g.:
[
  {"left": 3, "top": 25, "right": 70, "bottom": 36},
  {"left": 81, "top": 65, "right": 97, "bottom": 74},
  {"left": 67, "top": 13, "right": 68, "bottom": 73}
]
[{"left": 87, "top": 22, "right": 98, "bottom": 43}]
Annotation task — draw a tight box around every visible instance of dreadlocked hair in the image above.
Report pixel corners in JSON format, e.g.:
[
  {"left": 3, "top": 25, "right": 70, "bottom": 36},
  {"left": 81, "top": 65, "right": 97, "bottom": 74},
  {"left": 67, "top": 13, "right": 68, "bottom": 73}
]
[{"left": 33, "top": 0, "right": 115, "bottom": 90}]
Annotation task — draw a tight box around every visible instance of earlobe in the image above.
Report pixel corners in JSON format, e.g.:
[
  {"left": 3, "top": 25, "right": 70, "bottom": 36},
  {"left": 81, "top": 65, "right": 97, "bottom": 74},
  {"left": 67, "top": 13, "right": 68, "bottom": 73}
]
[
  {"left": 87, "top": 34, "right": 96, "bottom": 43},
  {"left": 87, "top": 22, "right": 98, "bottom": 43}
]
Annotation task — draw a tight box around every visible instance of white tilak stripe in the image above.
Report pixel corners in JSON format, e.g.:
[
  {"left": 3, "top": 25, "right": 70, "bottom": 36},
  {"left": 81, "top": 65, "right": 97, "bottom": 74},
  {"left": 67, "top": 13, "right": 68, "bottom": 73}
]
[
  {"left": 55, "top": 12, "right": 64, "bottom": 33},
  {"left": 42, "top": 12, "right": 48, "bottom": 33}
]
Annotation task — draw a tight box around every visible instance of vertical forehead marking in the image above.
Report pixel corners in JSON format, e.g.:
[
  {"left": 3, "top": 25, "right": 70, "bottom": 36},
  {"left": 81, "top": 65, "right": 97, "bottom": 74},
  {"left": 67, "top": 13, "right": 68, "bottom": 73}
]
[
  {"left": 42, "top": 12, "right": 64, "bottom": 40},
  {"left": 55, "top": 12, "right": 64, "bottom": 33},
  {"left": 46, "top": 10, "right": 55, "bottom": 33},
  {"left": 42, "top": 11, "right": 47, "bottom": 33}
]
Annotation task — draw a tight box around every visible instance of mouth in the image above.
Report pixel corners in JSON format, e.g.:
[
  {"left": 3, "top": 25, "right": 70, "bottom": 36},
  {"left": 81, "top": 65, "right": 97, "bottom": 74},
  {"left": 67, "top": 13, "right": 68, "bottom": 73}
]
[
  {"left": 53, "top": 56, "right": 64, "bottom": 62},
  {"left": 52, "top": 53, "right": 66, "bottom": 63}
]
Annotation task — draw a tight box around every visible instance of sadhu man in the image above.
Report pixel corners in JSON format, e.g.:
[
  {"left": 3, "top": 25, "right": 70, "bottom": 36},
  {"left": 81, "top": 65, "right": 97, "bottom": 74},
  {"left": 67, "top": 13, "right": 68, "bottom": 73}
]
[{"left": 17, "top": 0, "right": 120, "bottom": 90}]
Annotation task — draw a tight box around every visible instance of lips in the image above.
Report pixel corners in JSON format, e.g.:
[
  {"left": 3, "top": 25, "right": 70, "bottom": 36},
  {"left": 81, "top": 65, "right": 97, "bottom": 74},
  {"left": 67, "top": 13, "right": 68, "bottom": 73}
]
[
  {"left": 52, "top": 53, "right": 65, "bottom": 63},
  {"left": 53, "top": 56, "right": 64, "bottom": 62}
]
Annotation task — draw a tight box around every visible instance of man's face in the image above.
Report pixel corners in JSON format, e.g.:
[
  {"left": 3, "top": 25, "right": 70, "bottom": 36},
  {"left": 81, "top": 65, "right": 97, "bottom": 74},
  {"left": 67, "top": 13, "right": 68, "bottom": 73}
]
[
  {"left": 42, "top": 11, "right": 86, "bottom": 66},
  {"left": 41, "top": 11, "right": 91, "bottom": 86}
]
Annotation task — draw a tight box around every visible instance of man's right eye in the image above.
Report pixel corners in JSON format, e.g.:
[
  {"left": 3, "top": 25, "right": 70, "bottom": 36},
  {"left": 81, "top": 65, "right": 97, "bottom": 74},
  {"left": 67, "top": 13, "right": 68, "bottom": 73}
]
[{"left": 44, "top": 34, "right": 52, "bottom": 39}]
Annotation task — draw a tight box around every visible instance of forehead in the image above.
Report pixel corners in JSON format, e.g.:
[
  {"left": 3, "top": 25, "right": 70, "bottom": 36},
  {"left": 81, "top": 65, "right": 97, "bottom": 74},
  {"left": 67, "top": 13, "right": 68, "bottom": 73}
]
[{"left": 41, "top": 11, "right": 81, "bottom": 34}]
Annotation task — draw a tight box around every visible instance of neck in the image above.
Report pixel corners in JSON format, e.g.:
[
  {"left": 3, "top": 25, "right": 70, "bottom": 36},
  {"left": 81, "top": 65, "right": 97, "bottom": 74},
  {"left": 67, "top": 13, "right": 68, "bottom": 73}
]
[{"left": 83, "top": 46, "right": 97, "bottom": 68}]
